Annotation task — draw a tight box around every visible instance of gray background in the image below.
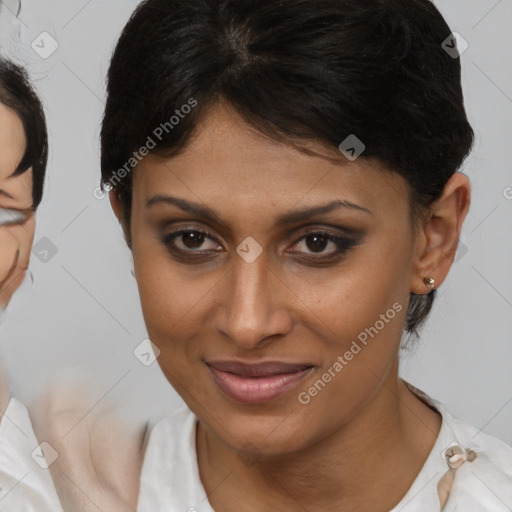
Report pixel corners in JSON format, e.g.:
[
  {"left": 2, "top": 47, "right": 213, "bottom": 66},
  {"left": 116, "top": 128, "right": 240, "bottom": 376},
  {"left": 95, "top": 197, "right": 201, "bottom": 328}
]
[{"left": 0, "top": 0, "right": 511, "bottom": 441}]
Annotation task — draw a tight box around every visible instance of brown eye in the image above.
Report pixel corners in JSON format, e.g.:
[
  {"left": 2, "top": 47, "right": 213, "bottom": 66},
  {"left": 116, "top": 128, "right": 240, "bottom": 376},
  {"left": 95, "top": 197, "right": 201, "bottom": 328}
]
[
  {"left": 303, "top": 233, "right": 331, "bottom": 253},
  {"left": 178, "top": 231, "right": 207, "bottom": 250},
  {"left": 289, "top": 231, "right": 357, "bottom": 259},
  {"left": 162, "top": 229, "right": 221, "bottom": 255}
]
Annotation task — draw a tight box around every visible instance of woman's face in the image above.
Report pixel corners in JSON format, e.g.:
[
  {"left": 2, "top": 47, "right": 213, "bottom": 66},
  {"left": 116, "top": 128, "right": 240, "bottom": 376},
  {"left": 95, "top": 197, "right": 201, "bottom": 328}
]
[
  {"left": 0, "top": 103, "right": 35, "bottom": 308},
  {"left": 127, "top": 104, "right": 421, "bottom": 455}
]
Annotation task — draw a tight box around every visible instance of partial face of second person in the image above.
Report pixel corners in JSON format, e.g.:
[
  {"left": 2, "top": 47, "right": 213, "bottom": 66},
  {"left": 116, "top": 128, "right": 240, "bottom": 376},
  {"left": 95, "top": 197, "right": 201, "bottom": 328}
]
[
  {"left": 111, "top": 103, "right": 464, "bottom": 457},
  {"left": 0, "top": 103, "right": 35, "bottom": 309}
]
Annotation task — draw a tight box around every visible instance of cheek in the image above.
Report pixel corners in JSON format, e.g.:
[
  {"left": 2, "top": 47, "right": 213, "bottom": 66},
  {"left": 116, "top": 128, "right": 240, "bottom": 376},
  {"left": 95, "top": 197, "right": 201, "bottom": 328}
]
[
  {"left": 289, "top": 237, "right": 410, "bottom": 423},
  {"left": 290, "top": 236, "right": 409, "bottom": 348},
  {"left": 133, "top": 252, "right": 182, "bottom": 335},
  {"left": 18, "top": 218, "right": 36, "bottom": 263},
  {"left": 132, "top": 247, "right": 217, "bottom": 397},
  {"left": 132, "top": 241, "right": 214, "bottom": 349},
  {"left": 1, "top": 218, "right": 36, "bottom": 270},
  {"left": 130, "top": 214, "right": 198, "bottom": 359}
]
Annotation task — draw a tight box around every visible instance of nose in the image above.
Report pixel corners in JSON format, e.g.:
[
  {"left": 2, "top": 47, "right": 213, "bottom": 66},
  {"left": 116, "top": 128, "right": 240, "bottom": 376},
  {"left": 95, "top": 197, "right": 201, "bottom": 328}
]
[{"left": 213, "top": 253, "right": 294, "bottom": 350}]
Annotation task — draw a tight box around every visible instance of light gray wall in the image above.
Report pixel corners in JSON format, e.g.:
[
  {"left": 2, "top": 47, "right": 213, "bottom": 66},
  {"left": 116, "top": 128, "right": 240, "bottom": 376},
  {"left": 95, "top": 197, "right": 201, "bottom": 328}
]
[{"left": 0, "top": 0, "right": 511, "bottom": 440}]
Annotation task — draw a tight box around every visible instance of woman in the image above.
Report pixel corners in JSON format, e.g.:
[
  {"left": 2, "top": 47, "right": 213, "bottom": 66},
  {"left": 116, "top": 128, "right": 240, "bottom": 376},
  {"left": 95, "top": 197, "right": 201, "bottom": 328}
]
[
  {"left": 101, "top": 0, "right": 512, "bottom": 510},
  {"left": 2, "top": 0, "right": 511, "bottom": 511},
  {"left": 0, "top": 56, "right": 63, "bottom": 510},
  {"left": 0, "top": 58, "right": 46, "bottom": 311},
  {"left": 0, "top": 55, "right": 143, "bottom": 512},
  {"left": 0, "top": 4, "right": 149, "bottom": 511}
]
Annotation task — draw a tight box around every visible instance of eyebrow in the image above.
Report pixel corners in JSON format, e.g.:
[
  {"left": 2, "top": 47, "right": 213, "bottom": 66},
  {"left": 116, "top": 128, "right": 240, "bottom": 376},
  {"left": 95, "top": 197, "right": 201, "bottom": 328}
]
[{"left": 146, "top": 195, "right": 372, "bottom": 228}]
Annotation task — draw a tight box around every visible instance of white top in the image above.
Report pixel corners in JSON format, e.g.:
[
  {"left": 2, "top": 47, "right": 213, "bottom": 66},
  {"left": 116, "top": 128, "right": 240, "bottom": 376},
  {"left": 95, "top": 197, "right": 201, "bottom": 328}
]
[
  {"left": 1, "top": 382, "right": 511, "bottom": 511},
  {"left": 0, "top": 397, "right": 63, "bottom": 512}
]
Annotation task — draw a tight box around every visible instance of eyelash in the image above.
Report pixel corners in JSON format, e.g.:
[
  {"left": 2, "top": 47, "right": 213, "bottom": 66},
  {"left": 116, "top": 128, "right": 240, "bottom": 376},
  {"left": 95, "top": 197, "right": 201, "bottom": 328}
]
[{"left": 161, "top": 227, "right": 359, "bottom": 263}]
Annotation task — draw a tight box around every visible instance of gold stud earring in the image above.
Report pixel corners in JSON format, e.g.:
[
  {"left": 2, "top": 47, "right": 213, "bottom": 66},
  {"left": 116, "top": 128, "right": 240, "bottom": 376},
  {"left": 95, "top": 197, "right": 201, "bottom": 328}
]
[{"left": 424, "top": 277, "right": 435, "bottom": 292}]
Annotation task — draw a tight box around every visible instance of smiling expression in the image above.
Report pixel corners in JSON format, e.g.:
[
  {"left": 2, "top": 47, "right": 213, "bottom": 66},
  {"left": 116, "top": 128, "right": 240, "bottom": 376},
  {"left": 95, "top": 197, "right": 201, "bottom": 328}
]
[{"left": 123, "top": 103, "right": 422, "bottom": 455}]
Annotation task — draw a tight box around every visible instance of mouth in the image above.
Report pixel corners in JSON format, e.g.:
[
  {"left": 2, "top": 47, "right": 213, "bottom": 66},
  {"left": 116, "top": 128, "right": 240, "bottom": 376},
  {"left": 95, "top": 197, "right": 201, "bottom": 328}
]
[{"left": 206, "top": 360, "right": 315, "bottom": 404}]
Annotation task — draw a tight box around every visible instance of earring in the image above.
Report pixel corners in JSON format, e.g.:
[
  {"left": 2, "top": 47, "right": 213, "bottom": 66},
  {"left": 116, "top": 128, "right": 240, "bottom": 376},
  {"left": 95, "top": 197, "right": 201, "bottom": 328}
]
[{"left": 424, "top": 277, "right": 435, "bottom": 292}]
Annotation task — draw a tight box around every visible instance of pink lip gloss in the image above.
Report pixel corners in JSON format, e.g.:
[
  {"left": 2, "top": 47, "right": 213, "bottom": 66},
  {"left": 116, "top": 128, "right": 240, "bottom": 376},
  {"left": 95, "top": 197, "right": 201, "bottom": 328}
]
[{"left": 208, "top": 365, "right": 314, "bottom": 404}]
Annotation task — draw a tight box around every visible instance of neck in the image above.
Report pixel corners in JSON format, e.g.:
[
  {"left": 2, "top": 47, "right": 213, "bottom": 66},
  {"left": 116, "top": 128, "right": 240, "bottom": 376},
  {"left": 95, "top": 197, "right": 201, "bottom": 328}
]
[{"left": 197, "top": 366, "right": 442, "bottom": 512}]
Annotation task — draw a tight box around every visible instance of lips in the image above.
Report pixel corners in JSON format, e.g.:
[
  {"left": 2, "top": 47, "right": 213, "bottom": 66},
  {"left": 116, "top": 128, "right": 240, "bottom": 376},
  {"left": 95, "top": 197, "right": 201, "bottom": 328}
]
[
  {"left": 208, "top": 361, "right": 312, "bottom": 377},
  {"left": 206, "top": 360, "right": 314, "bottom": 404}
]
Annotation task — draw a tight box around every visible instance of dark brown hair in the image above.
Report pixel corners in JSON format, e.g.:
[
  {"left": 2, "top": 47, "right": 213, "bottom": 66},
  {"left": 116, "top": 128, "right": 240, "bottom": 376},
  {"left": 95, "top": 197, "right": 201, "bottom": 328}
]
[{"left": 0, "top": 57, "right": 48, "bottom": 209}]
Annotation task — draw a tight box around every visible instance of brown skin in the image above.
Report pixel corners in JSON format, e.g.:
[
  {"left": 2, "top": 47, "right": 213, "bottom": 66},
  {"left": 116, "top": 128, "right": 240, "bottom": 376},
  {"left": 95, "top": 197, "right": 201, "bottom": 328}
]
[{"left": 110, "top": 102, "right": 471, "bottom": 511}]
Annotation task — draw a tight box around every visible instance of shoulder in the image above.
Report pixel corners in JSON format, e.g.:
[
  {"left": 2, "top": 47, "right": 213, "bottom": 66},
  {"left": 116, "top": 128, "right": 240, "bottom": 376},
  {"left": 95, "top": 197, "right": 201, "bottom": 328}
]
[
  {"left": 142, "top": 405, "right": 197, "bottom": 461},
  {"left": 0, "top": 396, "right": 64, "bottom": 511},
  {"left": 147, "top": 405, "right": 196, "bottom": 438},
  {"left": 403, "top": 381, "right": 512, "bottom": 510},
  {"left": 437, "top": 405, "right": 512, "bottom": 510},
  {"left": 138, "top": 405, "right": 205, "bottom": 510},
  {"left": 31, "top": 378, "right": 147, "bottom": 512},
  {"left": 406, "top": 380, "right": 512, "bottom": 474},
  {"left": 442, "top": 406, "right": 512, "bottom": 473}
]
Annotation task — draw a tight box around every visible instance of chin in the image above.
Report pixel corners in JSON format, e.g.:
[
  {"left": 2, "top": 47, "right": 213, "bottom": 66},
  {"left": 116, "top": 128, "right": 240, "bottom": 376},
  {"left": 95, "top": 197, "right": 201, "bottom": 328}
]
[{"left": 198, "top": 396, "right": 320, "bottom": 456}]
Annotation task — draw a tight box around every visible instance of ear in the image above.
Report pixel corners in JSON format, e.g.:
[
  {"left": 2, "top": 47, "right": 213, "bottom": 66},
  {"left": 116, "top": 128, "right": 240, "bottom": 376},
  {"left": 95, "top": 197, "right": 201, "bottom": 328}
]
[
  {"left": 109, "top": 189, "right": 132, "bottom": 249},
  {"left": 410, "top": 172, "right": 471, "bottom": 294}
]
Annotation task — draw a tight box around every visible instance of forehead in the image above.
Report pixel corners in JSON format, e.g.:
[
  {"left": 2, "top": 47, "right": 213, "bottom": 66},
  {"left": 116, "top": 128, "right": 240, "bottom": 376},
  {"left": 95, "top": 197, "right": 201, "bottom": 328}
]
[{"left": 133, "top": 105, "right": 410, "bottom": 219}]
